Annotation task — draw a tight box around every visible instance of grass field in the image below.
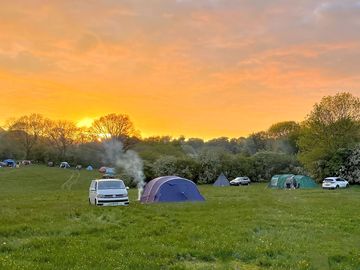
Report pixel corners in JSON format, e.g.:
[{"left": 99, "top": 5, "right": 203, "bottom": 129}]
[{"left": 0, "top": 166, "right": 359, "bottom": 270}]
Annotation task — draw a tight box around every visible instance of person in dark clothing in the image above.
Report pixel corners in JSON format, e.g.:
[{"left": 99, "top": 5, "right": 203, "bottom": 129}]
[
  {"left": 292, "top": 177, "right": 297, "bottom": 189},
  {"left": 285, "top": 177, "right": 292, "bottom": 189}
]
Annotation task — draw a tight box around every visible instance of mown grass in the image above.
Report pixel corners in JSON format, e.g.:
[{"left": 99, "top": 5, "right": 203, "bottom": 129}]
[{"left": 0, "top": 166, "right": 359, "bottom": 270}]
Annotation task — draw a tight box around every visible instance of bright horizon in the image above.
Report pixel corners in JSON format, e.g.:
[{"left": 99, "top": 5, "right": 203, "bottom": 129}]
[{"left": 1, "top": 1, "right": 360, "bottom": 139}]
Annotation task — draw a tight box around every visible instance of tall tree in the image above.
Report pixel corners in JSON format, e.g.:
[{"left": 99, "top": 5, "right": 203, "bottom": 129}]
[
  {"left": 267, "top": 121, "right": 301, "bottom": 154},
  {"left": 45, "top": 120, "right": 79, "bottom": 160},
  {"left": 91, "top": 114, "right": 139, "bottom": 148},
  {"left": 298, "top": 92, "right": 360, "bottom": 180},
  {"left": 244, "top": 132, "right": 269, "bottom": 155},
  {"left": 268, "top": 121, "right": 300, "bottom": 139},
  {"left": 7, "top": 114, "right": 47, "bottom": 159}
]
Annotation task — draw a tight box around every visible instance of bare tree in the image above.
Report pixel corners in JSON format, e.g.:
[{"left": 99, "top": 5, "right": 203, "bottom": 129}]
[
  {"left": 45, "top": 120, "right": 79, "bottom": 160},
  {"left": 76, "top": 127, "right": 97, "bottom": 144},
  {"left": 7, "top": 114, "right": 47, "bottom": 159},
  {"left": 91, "top": 114, "right": 140, "bottom": 148}
]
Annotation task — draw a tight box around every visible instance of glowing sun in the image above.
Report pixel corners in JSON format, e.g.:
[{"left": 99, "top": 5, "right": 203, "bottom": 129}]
[{"left": 77, "top": 117, "right": 94, "bottom": 128}]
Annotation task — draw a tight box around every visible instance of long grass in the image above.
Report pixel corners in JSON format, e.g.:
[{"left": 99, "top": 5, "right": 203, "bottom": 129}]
[{"left": 0, "top": 166, "right": 359, "bottom": 269}]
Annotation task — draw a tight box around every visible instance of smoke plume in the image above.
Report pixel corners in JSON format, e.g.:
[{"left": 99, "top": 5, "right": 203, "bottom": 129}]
[{"left": 103, "top": 140, "right": 145, "bottom": 200}]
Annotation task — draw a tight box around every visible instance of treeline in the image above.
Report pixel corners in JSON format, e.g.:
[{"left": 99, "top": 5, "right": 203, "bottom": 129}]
[{"left": 1, "top": 92, "right": 360, "bottom": 184}]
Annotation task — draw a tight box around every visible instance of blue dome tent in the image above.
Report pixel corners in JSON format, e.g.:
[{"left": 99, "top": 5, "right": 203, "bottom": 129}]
[
  {"left": 3, "top": 159, "right": 16, "bottom": 167},
  {"left": 105, "top": 167, "right": 116, "bottom": 175},
  {"left": 140, "top": 176, "right": 205, "bottom": 203}
]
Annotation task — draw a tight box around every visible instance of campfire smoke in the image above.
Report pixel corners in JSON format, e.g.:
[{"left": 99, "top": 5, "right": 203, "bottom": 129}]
[{"left": 103, "top": 140, "right": 145, "bottom": 200}]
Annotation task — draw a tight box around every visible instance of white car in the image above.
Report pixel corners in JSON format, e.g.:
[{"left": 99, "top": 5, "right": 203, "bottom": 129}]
[
  {"left": 322, "top": 177, "right": 349, "bottom": 189},
  {"left": 89, "top": 179, "right": 129, "bottom": 206},
  {"left": 230, "top": 177, "right": 251, "bottom": 186}
]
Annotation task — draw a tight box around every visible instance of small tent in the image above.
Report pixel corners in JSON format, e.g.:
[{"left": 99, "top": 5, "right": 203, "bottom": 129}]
[
  {"left": 105, "top": 167, "right": 116, "bottom": 175},
  {"left": 213, "top": 173, "right": 230, "bottom": 187},
  {"left": 60, "top": 162, "right": 70, "bottom": 169},
  {"left": 269, "top": 174, "right": 317, "bottom": 189},
  {"left": 22, "top": 160, "right": 31, "bottom": 165},
  {"left": 3, "top": 159, "right": 16, "bottom": 167},
  {"left": 141, "top": 176, "right": 205, "bottom": 203},
  {"left": 99, "top": 167, "right": 107, "bottom": 173},
  {"left": 86, "top": 165, "right": 93, "bottom": 171}
]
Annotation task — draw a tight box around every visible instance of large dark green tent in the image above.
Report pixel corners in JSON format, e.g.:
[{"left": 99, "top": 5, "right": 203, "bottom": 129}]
[{"left": 268, "top": 174, "right": 317, "bottom": 189}]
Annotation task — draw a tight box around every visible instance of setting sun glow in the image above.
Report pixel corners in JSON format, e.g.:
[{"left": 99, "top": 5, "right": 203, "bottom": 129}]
[
  {"left": 76, "top": 118, "right": 95, "bottom": 128},
  {"left": 0, "top": 1, "right": 359, "bottom": 139}
]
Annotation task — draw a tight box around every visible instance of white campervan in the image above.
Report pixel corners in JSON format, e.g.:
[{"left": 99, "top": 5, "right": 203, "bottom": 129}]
[{"left": 89, "top": 179, "right": 129, "bottom": 206}]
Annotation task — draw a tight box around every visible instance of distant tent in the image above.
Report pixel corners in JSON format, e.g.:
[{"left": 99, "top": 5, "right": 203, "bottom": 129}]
[
  {"left": 105, "top": 167, "right": 116, "bottom": 175},
  {"left": 0, "top": 162, "right": 6, "bottom": 167},
  {"left": 269, "top": 174, "right": 317, "bottom": 189},
  {"left": 99, "top": 167, "right": 107, "bottom": 173},
  {"left": 3, "top": 159, "right": 16, "bottom": 167},
  {"left": 86, "top": 166, "right": 93, "bottom": 171},
  {"left": 60, "top": 162, "right": 70, "bottom": 169},
  {"left": 141, "top": 176, "right": 205, "bottom": 203},
  {"left": 213, "top": 173, "right": 230, "bottom": 187},
  {"left": 22, "top": 160, "right": 31, "bottom": 165}
]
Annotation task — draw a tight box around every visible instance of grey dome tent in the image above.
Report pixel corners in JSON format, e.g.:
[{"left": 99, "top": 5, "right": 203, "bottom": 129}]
[
  {"left": 140, "top": 176, "right": 205, "bottom": 203},
  {"left": 213, "top": 173, "right": 230, "bottom": 187},
  {"left": 86, "top": 165, "right": 93, "bottom": 171},
  {"left": 60, "top": 162, "right": 70, "bottom": 169}
]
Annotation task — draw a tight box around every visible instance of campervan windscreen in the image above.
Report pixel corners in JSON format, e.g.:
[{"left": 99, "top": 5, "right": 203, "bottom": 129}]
[{"left": 98, "top": 181, "right": 125, "bottom": 190}]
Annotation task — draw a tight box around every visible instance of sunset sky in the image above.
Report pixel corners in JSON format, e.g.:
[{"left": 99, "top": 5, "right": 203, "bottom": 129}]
[{"left": 1, "top": 0, "right": 360, "bottom": 139}]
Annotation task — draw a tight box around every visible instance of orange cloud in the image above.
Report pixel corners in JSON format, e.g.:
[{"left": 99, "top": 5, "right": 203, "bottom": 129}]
[{"left": 0, "top": 0, "right": 360, "bottom": 139}]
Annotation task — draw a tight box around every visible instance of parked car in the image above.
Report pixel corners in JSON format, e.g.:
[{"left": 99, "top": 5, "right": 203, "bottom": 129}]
[
  {"left": 89, "top": 179, "right": 129, "bottom": 206},
  {"left": 230, "top": 177, "right": 251, "bottom": 186},
  {"left": 322, "top": 177, "right": 349, "bottom": 189}
]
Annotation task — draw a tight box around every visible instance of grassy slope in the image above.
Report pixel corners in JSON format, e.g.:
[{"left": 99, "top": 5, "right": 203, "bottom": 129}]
[{"left": 0, "top": 166, "right": 359, "bottom": 270}]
